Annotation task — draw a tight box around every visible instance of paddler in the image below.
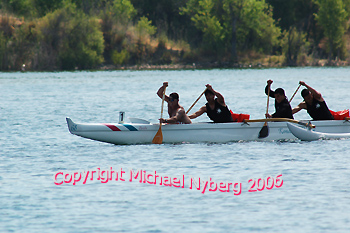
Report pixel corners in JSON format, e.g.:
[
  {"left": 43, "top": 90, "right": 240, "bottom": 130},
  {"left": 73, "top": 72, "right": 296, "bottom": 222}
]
[
  {"left": 188, "top": 84, "right": 234, "bottom": 123},
  {"left": 265, "top": 80, "right": 294, "bottom": 119},
  {"left": 157, "top": 82, "right": 192, "bottom": 124},
  {"left": 292, "top": 81, "right": 334, "bottom": 120}
]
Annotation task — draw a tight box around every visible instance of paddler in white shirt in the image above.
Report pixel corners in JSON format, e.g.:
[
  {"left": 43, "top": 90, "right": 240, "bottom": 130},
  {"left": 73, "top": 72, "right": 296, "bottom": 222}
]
[{"left": 157, "top": 82, "right": 192, "bottom": 124}]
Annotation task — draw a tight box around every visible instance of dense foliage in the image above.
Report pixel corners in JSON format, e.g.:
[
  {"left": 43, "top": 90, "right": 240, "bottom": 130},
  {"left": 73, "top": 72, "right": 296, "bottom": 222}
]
[{"left": 0, "top": 0, "right": 349, "bottom": 70}]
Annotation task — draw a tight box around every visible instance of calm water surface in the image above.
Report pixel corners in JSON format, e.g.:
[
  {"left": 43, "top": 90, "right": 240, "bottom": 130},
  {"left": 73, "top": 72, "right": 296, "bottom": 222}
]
[{"left": 1, "top": 68, "right": 350, "bottom": 232}]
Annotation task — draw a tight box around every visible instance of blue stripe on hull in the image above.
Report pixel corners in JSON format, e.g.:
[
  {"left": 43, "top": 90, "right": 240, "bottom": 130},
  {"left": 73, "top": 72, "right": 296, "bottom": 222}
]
[{"left": 123, "top": 124, "right": 138, "bottom": 131}]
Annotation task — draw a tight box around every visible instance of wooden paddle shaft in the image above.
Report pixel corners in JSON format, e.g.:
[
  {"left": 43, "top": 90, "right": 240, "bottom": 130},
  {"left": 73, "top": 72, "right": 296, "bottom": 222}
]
[
  {"left": 289, "top": 84, "right": 302, "bottom": 103},
  {"left": 186, "top": 88, "right": 208, "bottom": 114},
  {"left": 160, "top": 86, "right": 167, "bottom": 119},
  {"left": 262, "top": 85, "right": 271, "bottom": 129},
  {"left": 266, "top": 86, "right": 270, "bottom": 115}
]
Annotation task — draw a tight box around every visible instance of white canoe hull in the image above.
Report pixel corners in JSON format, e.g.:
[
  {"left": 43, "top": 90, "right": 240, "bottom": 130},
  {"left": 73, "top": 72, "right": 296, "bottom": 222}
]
[
  {"left": 66, "top": 117, "right": 350, "bottom": 145},
  {"left": 287, "top": 122, "right": 350, "bottom": 141}
]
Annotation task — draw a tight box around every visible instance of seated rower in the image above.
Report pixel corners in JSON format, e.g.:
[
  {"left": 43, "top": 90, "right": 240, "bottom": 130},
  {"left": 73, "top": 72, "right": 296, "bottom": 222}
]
[
  {"left": 265, "top": 80, "right": 294, "bottom": 119},
  {"left": 157, "top": 82, "right": 192, "bottom": 124},
  {"left": 292, "top": 81, "right": 334, "bottom": 120},
  {"left": 189, "top": 84, "right": 234, "bottom": 123}
]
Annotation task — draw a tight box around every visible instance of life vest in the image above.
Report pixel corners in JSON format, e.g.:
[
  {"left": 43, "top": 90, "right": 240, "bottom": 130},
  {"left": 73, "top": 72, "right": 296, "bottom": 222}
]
[
  {"left": 230, "top": 110, "right": 250, "bottom": 122},
  {"left": 329, "top": 109, "right": 349, "bottom": 120}
]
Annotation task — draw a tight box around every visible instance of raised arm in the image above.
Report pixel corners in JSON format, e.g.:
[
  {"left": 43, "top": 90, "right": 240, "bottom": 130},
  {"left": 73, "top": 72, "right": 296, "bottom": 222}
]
[
  {"left": 206, "top": 84, "right": 226, "bottom": 106},
  {"left": 299, "top": 81, "right": 323, "bottom": 101},
  {"left": 157, "top": 82, "right": 170, "bottom": 102},
  {"left": 265, "top": 80, "right": 275, "bottom": 98}
]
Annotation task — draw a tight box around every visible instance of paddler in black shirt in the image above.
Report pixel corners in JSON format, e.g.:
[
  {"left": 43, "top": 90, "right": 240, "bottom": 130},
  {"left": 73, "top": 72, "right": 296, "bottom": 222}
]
[
  {"left": 189, "top": 84, "right": 234, "bottom": 123},
  {"left": 265, "top": 80, "right": 294, "bottom": 119},
  {"left": 292, "top": 81, "right": 334, "bottom": 120}
]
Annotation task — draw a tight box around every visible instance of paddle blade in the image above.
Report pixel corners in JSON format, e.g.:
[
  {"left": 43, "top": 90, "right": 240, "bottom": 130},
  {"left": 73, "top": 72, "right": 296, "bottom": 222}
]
[
  {"left": 152, "top": 125, "right": 163, "bottom": 144},
  {"left": 258, "top": 123, "right": 269, "bottom": 138}
]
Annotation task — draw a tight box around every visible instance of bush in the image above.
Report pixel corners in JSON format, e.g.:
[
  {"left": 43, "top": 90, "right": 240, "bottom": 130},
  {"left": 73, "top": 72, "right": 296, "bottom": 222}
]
[
  {"left": 281, "top": 27, "right": 309, "bottom": 66},
  {"left": 111, "top": 49, "right": 130, "bottom": 65},
  {"left": 34, "top": 4, "right": 104, "bottom": 70},
  {"left": 136, "top": 16, "right": 157, "bottom": 41},
  {"left": 2, "top": 0, "right": 33, "bottom": 17},
  {"left": 159, "top": 51, "right": 172, "bottom": 64},
  {"left": 59, "top": 15, "right": 105, "bottom": 70},
  {"left": 0, "top": 14, "right": 26, "bottom": 70}
]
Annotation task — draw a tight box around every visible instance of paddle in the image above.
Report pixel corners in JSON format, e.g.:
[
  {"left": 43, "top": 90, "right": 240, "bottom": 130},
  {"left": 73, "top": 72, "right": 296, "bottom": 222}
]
[
  {"left": 258, "top": 87, "right": 270, "bottom": 138},
  {"left": 152, "top": 86, "right": 167, "bottom": 144},
  {"left": 289, "top": 84, "right": 302, "bottom": 103},
  {"left": 186, "top": 87, "right": 208, "bottom": 114}
]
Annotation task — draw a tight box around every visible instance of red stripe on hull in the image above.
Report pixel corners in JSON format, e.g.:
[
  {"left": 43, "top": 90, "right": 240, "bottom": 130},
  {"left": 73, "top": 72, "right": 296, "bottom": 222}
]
[{"left": 103, "top": 124, "right": 121, "bottom": 131}]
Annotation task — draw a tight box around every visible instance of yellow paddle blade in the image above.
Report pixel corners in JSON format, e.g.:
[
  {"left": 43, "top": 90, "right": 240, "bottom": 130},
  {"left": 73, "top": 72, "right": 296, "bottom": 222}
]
[{"left": 152, "top": 125, "right": 163, "bottom": 144}]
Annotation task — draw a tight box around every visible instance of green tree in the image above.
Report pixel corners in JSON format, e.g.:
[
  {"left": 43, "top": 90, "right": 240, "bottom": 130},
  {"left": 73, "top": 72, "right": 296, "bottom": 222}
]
[
  {"left": 266, "top": 0, "right": 317, "bottom": 31},
  {"left": 99, "top": 0, "right": 137, "bottom": 63},
  {"left": 112, "top": 0, "right": 137, "bottom": 23},
  {"left": 181, "top": 0, "right": 281, "bottom": 62},
  {"left": 181, "top": 0, "right": 225, "bottom": 54},
  {"left": 136, "top": 16, "right": 157, "bottom": 37},
  {"left": 59, "top": 14, "right": 105, "bottom": 69},
  {"left": 281, "top": 27, "right": 309, "bottom": 66},
  {"left": 339, "top": 0, "right": 350, "bottom": 14},
  {"left": 70, "top": 0, "right": 116, "bottom": 14},
  {"left": 134, "top": 16, "right": 157, "bottom": 63},
  {"left": 32, "top": 0, "right": 64, "bottom": 17},
  {"left": 131, "top": 0, "right": 190, "bottom": 41},
  {"left": 0, "top": 15, "right": 18, "bottom": 70},
  {"left": 2, "top": 0, "right": 33, "bottom": 17},
  {"left": 11, "top": 21, "right": 37, "bottom": 69},
  {"left": 35, "top": 3, "right": 104, "bottom": 70},
  {"left": 111, "top": 49, "right": 130, "bottom": 65},
  {"left": 314, "top": 0, "right": 348, "bottom": 60},
  {"left": 228, "top": 0, "right": 280, "bottom": 57}
]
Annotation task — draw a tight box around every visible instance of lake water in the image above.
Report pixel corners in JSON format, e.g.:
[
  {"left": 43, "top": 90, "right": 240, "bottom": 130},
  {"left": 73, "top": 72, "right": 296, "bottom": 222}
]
[{"left": 1, "top": 68, "right": 350, "bottom": 232}]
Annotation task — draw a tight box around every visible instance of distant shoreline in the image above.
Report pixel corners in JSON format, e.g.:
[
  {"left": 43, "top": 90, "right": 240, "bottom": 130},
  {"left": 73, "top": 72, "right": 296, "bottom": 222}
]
[
  {"left": 5, "top": 59, "right": 350, "bottom": 72},
  {"left": 99, "top": 59, "right": 350, "bottom": 71}
]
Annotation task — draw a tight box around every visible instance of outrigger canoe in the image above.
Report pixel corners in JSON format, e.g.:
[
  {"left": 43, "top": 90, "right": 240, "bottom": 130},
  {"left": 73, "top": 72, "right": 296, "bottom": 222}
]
[
  {"left": 66, "top": 117, "right": 350, "bottom": 145},
  {"left": 287, "top": 122, "right": 350, "bottom": 141}
]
